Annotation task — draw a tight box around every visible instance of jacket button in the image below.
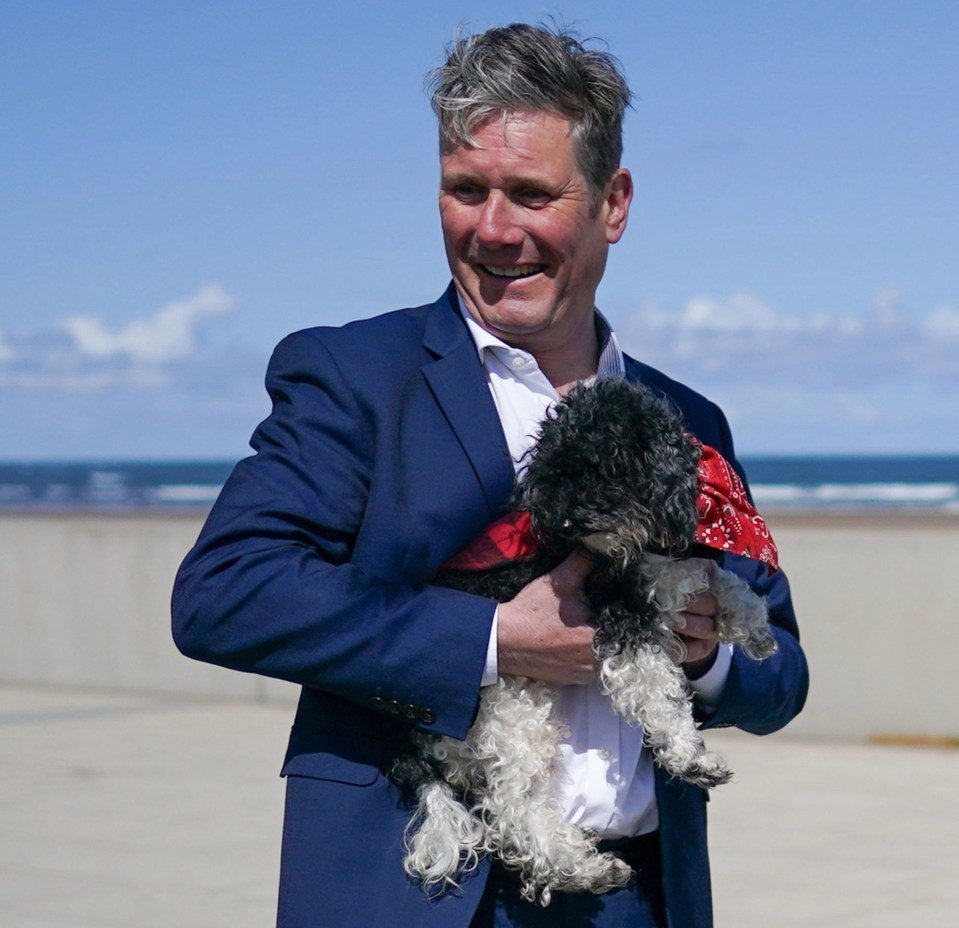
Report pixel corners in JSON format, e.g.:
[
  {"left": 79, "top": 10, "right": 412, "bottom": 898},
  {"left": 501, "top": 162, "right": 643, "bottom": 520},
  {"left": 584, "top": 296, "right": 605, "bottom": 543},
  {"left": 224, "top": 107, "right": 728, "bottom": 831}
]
[
  {"left": 370, "top": 696, "right": 385, "bottom": 709},
  {"left": 387, "top": 700, "right": 401, "bottom": 715},
  {"left": 418, "top": 708, "right": 436, "bottom": 725},
  {"left": 404, "top": 704, "right": 417, "bottom": 719}
]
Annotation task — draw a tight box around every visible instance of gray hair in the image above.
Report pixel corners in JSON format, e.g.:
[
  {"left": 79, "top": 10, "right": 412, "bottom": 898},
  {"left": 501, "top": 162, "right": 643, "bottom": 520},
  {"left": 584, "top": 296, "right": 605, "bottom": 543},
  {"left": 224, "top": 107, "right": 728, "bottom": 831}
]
[{"left": 428, "top": 23, "right": 632, "bottom": 200}]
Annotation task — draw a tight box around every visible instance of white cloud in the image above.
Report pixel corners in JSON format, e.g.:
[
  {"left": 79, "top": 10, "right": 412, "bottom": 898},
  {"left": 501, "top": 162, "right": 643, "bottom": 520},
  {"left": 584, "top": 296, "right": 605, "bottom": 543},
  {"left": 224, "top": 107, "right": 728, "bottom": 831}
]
[
  {"left": 3, "top": 283, "right": 957, "bottom": 455},
  {"left": 0, "top": 284, "right": 241, "bottom": 394},
  {"left": 677, "top": 292, "right": 790, "bottom": 333},
  {"left": 0, "top": 330, "right": 13, "bottom": 364},
  {"left": 619, "top": 289, "right": 959, "bottom": 389},
  {"left": 920, "top": 305, "right": 959, "bottom": 341},
  {"left": 612, "top": 289, "right": 959, "bottom": 451},
  {"left": 872, "top": 286, "right": 905, "bottom": 328},
  {"left": 62, "top": 284, "right": 235, "bottom": 363}
]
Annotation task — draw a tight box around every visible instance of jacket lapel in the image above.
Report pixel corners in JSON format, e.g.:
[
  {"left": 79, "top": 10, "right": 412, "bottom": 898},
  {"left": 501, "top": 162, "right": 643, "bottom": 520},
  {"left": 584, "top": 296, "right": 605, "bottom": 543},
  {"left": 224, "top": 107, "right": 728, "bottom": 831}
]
[{"left": 420, "top": 286, "right": 515, "bottom": 517}]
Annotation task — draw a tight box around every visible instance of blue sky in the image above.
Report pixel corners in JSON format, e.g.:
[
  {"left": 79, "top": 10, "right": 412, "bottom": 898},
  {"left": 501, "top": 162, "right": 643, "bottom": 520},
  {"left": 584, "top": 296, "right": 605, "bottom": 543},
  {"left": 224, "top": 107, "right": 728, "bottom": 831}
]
[{"left": 1, "top": 1, "right": 956, "bottom": 459}]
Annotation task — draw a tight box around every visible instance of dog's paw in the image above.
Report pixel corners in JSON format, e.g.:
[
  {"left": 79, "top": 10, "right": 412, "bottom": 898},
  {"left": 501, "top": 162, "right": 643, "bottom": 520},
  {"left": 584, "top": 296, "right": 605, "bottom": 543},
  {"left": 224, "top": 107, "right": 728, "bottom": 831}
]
[
  {"left": 676, "top": 751, "right": 733, "bottom": 789},
  {"left": 522, "top": 853, "right": 633, "bottom": 906},
  {"left": 654, "top": 743, "right": 733, "bottom": 788},
  {"left": 708, "top": 567, "right": 779, "bottom": 660},
  {"left": 580, "top": 854, "right": 634, "bottom": 895}
]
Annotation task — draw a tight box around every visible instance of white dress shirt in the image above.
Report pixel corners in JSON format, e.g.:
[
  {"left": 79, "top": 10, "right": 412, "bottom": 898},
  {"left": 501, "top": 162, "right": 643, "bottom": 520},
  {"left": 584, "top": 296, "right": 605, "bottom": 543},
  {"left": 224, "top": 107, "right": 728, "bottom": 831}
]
[{"left": 460, "top": 302, "right": 732, "bottom": 838}]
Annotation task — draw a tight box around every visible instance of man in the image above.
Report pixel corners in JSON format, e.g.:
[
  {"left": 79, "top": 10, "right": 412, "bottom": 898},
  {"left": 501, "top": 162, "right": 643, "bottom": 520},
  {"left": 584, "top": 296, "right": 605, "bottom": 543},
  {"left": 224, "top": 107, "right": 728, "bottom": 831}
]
[{"left": 173, "top": 23, "right": 808, "bottom": 928}]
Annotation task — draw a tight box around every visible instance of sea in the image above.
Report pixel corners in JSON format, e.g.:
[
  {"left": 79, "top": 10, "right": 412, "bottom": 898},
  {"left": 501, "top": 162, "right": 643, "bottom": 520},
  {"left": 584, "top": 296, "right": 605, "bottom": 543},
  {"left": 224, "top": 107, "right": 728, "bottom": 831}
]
[{"left": 1, "top": 456, "right": 958, "bottom": 514}]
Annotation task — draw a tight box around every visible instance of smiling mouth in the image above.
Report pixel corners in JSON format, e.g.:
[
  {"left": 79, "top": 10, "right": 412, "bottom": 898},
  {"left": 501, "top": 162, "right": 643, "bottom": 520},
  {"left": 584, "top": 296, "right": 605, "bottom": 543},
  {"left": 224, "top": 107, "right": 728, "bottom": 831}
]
[{"left": 479, "top": 263, "right": 545, "bottom": 279}]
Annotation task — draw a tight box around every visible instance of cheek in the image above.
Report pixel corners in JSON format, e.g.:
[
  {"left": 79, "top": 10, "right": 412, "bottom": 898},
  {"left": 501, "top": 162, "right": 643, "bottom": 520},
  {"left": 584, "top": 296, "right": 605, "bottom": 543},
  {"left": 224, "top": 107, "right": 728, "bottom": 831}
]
[
  {"left": 529, "top": 215, "right": 587, "bottom": 260},
  {"left": 440, "top": 213, "right": 473, "bottom": 258}
]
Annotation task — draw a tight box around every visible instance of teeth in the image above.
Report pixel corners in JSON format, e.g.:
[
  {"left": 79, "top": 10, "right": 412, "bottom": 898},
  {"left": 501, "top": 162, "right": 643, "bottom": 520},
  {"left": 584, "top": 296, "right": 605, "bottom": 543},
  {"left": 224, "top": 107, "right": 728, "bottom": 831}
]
[{"left": 482, "top": 264, "right": 543, "bottom": 278}]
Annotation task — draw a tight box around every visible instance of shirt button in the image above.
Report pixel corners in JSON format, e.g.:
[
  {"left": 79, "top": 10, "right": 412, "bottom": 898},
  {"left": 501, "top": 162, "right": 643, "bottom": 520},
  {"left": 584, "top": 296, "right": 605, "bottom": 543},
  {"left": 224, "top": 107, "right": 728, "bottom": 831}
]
[
  {"left": 510, "top": 356, "right": 526, "bottom": 370},
  {"left": 598, "top": 748, "right": 612, "bottom": 762}
]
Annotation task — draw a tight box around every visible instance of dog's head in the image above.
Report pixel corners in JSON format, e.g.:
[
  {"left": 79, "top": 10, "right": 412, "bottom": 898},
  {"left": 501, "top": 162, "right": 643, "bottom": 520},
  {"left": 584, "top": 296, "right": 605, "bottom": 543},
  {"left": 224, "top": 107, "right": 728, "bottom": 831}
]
[{"left": 518, "top": 380, "right": 701, "bottom": 568}]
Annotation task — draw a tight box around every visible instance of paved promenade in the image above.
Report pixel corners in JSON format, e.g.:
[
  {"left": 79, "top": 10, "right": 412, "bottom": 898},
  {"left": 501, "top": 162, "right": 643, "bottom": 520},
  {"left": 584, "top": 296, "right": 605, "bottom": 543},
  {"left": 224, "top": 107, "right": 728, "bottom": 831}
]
[{"left": 2, "top": 684, "right": 956, "bottom": 927}]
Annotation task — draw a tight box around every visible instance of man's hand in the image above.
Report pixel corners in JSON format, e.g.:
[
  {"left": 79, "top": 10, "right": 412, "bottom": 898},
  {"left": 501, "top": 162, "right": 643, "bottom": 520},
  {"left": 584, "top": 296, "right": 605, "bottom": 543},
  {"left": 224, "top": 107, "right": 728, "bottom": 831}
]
[
  {"left": 496, "top": 551, "right": 599, "bottom": 684},
  {"left": 679, "top": 591, "right": 721, "bottom": 679}
]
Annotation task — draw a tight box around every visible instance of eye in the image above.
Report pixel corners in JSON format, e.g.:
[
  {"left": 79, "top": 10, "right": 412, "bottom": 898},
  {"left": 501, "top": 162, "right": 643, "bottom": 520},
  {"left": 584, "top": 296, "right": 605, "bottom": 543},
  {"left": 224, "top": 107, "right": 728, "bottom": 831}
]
[
  {"left": 448, "top": 183, "right": 485, "bottom": 203},
  {"left": 516, "top": 188, "right": 552, "bottom": 207}
]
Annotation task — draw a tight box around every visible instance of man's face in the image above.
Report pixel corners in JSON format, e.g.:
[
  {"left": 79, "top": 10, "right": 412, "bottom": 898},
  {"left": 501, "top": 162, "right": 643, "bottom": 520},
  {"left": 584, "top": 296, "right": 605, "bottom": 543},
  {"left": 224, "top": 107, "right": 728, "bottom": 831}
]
[{"left": 439, "top": 110, "right": 631, "bottom": 355}]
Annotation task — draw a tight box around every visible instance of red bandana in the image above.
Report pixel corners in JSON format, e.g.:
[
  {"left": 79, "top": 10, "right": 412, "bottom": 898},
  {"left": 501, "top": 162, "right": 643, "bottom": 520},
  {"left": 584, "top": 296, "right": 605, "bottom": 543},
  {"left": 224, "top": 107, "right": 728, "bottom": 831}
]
[
  {"left": 694, "top": 442, "right": 778, "bottom": 571},
  {"left": 442, "top": 443, "right": 779, "bottom": 573},
  {"left": 442, "top": 510, "right": 539, "bottom": 572}
]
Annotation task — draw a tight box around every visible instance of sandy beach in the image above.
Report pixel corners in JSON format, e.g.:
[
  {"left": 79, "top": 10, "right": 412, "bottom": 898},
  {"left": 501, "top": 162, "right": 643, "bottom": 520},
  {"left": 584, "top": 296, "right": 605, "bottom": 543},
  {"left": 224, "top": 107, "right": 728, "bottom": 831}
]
[{"left": 1, "top": 683, "right": 957, "bottom": 928}]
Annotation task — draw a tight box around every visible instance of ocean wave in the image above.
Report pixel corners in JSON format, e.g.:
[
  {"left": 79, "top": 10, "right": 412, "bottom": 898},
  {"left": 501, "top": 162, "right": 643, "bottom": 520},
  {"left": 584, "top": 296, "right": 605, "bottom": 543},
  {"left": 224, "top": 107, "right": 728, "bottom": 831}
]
[
  {"left": 753, "top": 481, "right": 959, "bottom": 509},
  {"left": 1, "top": 460, "right": 958, "bottom": 513}
]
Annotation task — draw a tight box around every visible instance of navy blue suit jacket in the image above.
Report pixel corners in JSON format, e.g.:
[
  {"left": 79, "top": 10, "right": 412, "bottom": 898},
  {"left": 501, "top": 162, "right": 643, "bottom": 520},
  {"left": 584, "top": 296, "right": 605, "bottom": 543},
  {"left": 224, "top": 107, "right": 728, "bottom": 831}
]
[{"left": 172, "top": 285, "right": 808, "bottom": 928}]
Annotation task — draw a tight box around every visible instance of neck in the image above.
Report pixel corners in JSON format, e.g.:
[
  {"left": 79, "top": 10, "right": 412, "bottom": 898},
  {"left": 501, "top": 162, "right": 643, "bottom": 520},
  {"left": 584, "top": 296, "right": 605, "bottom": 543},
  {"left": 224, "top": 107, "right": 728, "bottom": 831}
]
[{"left": 528, "top": 316, "right": 600, "bottom": 396}]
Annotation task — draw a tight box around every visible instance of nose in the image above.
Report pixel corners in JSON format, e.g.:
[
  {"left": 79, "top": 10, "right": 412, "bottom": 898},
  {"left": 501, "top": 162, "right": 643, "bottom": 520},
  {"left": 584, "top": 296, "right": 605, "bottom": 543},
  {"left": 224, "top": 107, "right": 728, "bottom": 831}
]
[{"left": 475, "top": 193, "right": 524, "bottom": 247}]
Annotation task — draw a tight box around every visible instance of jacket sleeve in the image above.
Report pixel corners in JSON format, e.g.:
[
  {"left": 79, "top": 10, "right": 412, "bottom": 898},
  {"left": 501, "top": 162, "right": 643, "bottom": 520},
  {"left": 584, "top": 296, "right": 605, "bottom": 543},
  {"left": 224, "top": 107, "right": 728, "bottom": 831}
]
[
  {"left": 171, "top": 330, "right": 495, "bottom": 740},
  {"left": 699, "top": 402, "right": 810, "bottom": 734}
]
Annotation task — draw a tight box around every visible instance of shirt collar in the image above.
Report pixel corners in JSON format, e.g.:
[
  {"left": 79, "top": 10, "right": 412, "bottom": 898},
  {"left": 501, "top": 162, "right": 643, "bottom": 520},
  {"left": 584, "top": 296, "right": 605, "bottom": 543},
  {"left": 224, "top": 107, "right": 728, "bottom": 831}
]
[{"left": 457, "top": 293, "right": 625, "bottom": 380}]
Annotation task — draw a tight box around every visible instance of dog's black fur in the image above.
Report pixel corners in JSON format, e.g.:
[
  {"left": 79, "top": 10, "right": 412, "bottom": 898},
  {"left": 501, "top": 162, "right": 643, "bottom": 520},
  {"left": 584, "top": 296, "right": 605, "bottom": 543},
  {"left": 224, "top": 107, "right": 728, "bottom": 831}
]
[
  {"left": 442, "top": 378, "right": 700, "bottom": 646},
  {"left": 389, "top": 378, "right": 776, "bottom": 903},
  {"left": 391, "top": 378, "right": 701, "bottom": 790}
]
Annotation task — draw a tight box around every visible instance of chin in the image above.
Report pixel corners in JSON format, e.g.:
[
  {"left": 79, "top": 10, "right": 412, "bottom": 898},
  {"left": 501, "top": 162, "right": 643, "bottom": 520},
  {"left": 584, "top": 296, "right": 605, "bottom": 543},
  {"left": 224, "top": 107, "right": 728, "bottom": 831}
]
[
  {"left": 475, "top": 308, "right": 555, "bottom": 341},
  {"left": 461, "top": 289, "right": 554, "bottom": 335}
]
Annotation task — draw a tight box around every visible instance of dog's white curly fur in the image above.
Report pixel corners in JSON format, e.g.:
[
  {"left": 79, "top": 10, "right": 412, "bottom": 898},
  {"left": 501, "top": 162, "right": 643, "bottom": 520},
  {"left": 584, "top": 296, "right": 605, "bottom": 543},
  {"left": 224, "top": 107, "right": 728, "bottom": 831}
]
[
  {"left": 405, "top": 675, "right": 632, "bottom": 905},
  {"left": 403, "top": 555, "right": 777, "bottom": 904}
]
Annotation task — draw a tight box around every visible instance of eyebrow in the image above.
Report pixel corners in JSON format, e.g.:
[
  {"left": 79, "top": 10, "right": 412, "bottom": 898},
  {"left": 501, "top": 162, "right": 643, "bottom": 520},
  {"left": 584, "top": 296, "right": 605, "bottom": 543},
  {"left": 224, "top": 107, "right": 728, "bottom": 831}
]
[{"left": 440, "top": 167, "right": 568, "bottom": 192}]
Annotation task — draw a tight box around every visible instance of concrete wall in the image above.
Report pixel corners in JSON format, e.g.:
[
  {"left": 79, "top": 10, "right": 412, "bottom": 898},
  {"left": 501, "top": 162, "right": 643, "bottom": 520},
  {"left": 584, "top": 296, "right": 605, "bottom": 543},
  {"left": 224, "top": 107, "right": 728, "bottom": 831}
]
[
  {"left": 2, "top": 511, "right": 957, "bottom": 740},
  {"left": 0, "top": 514, "right": 297, "bottom": 704},
  {"left": 767, "top": 512, "right": 959, "bottom": 741}
]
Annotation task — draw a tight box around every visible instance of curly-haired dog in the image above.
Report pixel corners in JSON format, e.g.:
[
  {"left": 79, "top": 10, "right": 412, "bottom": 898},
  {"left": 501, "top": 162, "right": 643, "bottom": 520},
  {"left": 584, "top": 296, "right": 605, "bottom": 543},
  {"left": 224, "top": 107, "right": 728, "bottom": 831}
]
[{"left": 390, "top": 378, "right": 778, "bottom": 905}]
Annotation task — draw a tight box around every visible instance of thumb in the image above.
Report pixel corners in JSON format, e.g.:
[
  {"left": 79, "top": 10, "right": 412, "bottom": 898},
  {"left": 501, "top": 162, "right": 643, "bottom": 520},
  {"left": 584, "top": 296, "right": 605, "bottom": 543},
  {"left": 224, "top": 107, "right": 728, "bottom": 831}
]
[{"left": 552, "top": 549, "right": 594, "bottom": 586}]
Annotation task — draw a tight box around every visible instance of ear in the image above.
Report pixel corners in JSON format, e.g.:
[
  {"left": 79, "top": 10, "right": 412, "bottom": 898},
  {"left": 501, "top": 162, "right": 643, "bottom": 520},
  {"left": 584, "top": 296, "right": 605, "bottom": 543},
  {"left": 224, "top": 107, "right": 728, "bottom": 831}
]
[{"left": 603, "top": 168, "right": 633, "bottom": 244}]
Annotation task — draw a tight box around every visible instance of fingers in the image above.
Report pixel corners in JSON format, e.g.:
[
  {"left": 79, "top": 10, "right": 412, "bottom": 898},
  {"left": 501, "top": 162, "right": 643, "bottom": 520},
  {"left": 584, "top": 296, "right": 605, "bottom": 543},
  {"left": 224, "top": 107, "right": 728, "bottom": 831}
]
[
  {"left": 550, "top": 548, "right": 594, "bottom": 592},
  {"left": 684, "top": 591, "right": 717, "bottom": 619},
  {"left": 496, "top": 552, "right": 598, "bottom": 684},
  {"left": 680, "top": 612, "right": 716, "bottom": 640},
  {"left": 680, "top": 636, "right": 719, "bottom": 666},
  {"left": 680, "top": 591, "right": 719, "bottom": 667}
]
